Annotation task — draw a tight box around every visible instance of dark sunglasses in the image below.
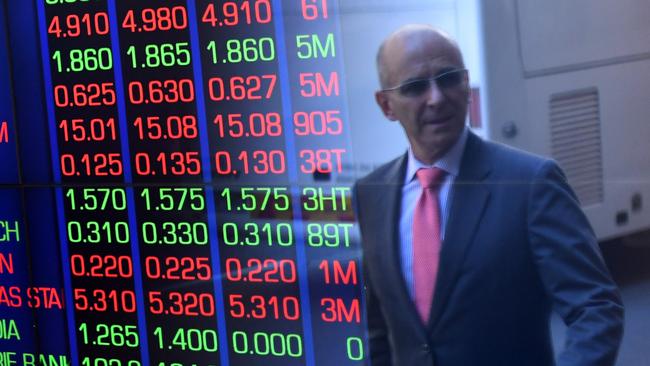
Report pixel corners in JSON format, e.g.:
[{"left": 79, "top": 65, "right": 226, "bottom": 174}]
[{"left": 382, "top": 68, "right": 467, "bottom": 97}]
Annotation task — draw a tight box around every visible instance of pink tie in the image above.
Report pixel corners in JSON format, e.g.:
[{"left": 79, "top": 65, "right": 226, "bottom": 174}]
[{"left": 413, "top": 167, "right": 445, "bottom": 323}]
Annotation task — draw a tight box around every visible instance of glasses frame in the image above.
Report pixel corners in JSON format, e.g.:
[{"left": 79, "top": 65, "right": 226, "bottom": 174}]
[{"left": 381, "top": 68, "right": 468, "bottom": 96}]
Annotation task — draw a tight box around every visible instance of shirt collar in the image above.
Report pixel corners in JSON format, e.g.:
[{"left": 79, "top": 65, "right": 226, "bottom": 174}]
[{"left": 405, "top": 126, "right": 469, "bottom": 184}]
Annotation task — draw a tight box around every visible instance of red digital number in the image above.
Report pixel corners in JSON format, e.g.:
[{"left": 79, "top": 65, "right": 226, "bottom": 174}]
[
  {"left": 133, "top": 115, "right": 198, "bottom": 140},
  {"left": 213, "top": 112, "right": 282, "bottom": 138},
  {"left": 148, "top": 291, "right": 215, "bottom": 317},
  {"left": 301, "top": 0, "right": 328, "bottom": 20},
  {"left": 299, "top": 72, "right": 339, "bottom": 97},
  {"left": 293, "top": 110, "right": 342, "bottom": 136},
  {"left": 214, "top": 149, "right": 286, "bottom": 176},
  {"left": 201, "top": 1, "right": 272, "bottom": 27},
  {"left": 74, "top": 288, "right": 136, "bottom": 313},
  {"left": 229, "top": 294, "right": 300, "bottom": 320},
  {"left": 299, "top": 148, "right": 345, "bottom": 174},
  {"left": 133, "top": 151, "right": 201, "bottom": 176},
  {"left": 144, "top": 256, "right": 212, "bottom": 281},
  {"left": 59, "top": 117, "right": 117, "bottom": 142},
  {"left": 48, "top": 12, "right": 109, "bottom": 38},
  {"left": 60, "top": 153, "right": 123, "bottom": 177},
  {"left": 54, "top": 83, "right": 116, "bottom": 108},
  {"left": 208, "top": 75, "right": 276, "bottom": 101},
  {"left": 224, "top": 258, "right": 296, "bottom": 283},
  {"left": 122, "top": 6, "right": 188, "bottom": 32},
  {"left": 128, "top": 79, "right": 195, "bottom": 104},
  {"left": 321, "top": 298, "right": 361, "bottom": 323},
  {"left": 70, "top": 254, "right": 133, "bottom": 278}
]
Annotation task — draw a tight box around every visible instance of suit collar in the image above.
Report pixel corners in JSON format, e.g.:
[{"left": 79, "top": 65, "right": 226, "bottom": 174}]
[
  {"left": 372, "top": 154, "right": 430, "bottom": 333},
  {"left": 454, "top": 131, "right": 491, "bottom": 183}
]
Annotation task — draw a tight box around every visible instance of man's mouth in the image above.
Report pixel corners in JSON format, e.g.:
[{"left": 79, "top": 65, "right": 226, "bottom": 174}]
[{"left": 425, "top": 115, "right": 453, "bottom": 125}]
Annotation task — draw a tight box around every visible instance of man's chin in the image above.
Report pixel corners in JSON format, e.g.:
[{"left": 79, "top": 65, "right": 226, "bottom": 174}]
[{"left": 420, "top": 122, "right": 455, "bottom": 139}]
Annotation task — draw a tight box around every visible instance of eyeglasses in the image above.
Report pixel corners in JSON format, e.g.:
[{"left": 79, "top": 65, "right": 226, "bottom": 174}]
[{"left": 381, "top": 68, "right": 467, "bottom": 97}]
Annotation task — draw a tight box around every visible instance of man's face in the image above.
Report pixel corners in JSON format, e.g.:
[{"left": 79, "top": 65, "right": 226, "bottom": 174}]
[{"left": 375, "top": 32, "right": 470, "bottom": 163}]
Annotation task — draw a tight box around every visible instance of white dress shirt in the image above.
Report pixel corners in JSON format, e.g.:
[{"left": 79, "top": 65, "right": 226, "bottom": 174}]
[{"left": 399, "top": 127, "right": 469, "bottom": 298}]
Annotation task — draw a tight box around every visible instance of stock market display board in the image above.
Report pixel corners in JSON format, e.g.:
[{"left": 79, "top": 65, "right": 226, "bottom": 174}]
[{"left": 0, "top": 1, "right": 366, "bottom": 365}]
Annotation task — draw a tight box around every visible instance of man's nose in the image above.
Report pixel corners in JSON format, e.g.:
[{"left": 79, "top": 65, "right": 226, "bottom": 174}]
[{"left": 425, "top": 81, "right": 444, "bottom": 106}]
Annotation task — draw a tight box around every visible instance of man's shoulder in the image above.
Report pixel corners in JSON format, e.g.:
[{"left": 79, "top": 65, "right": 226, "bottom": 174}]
[
  {"left": 473, "top": 135, "right": 554, "bottom": 178},
  {"left": 354, "top": 133, "right": 558, "bottom": 185},
  {"left": 356, "top": 153, "right": 406, "bottom": 186}
]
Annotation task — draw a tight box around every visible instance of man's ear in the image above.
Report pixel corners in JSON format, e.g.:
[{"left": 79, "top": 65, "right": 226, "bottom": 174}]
[{"left": 375, "top": 91, "right": 397, "bottom": 121}]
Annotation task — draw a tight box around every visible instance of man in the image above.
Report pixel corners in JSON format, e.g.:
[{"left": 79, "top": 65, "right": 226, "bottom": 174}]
[{"left": 354, "top": 24, "right": 624, "bottom": 365}]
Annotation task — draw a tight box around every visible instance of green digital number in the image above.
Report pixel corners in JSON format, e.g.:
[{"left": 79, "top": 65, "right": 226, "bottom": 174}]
[
  {"left": 141, "top": 221, "right": 208, "bottom": 245},
  {"left": 140, "top": 188, "right": 205, "bottom": 211},
  {"left": 207, "top": 37, "right": 275, "bottom": 64},
  {"left": 78, "top": 323, "right": 139, "bottom": 347},
  {"left": 221, "top": 222, "right": 293, "bottom": 246},
  {"left": 66, "top": 188, "right": 127, "bottom": 211},
  {"left": 296, "top": 33, "right": 335, "bottom": 59},
  {"left": 82, "top": 357, "right": 141, "bottom": 366},
  {"left": 52, "top": 48, "right": 112, "bottom": 73},
  {"left": 154, "top": 327, "right": 217, "bottom": 352},
  {"left": 220, "top": 187, "right": 290, "bottom": 212},
  {"left": 46, "top": 0, "right": 92, "bottom": 5},
  {"left": 67, "top": 221, "right": 130, "bottom": 244},
  {"left": 306, "top": 223, "right": 353, "bottom": 248},
  {"left": 346, "top": 337, "right": 364, "bottom": 361},
  {"left": 127, "top": 42, "right": 191, "bottom": 69},
  {"left": 231, "top": 331, "right": 302, "bottom": 357}
]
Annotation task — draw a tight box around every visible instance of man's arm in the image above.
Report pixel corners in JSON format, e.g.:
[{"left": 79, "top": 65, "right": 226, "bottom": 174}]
[
  {"left": 527, "top": 160, "right": 624, "bottom": 366},
  {"left": 363, "top": 261, "right": 393, "bottom": 366},
  {"left": 353, "top": 183, "right": 392, "bottom": 365}
]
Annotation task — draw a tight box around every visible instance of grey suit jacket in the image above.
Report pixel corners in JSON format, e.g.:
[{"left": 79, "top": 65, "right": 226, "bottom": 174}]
[{"left": 354, "top": 132, "right": 624, "bottom": 366}]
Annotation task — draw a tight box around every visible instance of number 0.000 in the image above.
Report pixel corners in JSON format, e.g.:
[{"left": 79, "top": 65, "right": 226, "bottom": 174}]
[{"left": 232, "top": 331, "right": 302, "bottom": 357}]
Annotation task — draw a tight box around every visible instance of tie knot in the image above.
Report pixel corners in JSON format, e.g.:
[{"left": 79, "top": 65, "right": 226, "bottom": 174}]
[{"left": 416, "top": 167, "right": 445, "bottom": 189}]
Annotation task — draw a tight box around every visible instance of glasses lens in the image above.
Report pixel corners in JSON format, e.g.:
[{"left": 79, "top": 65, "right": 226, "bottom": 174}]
[
  {"left": 398, "top": 79, "right": 431, "bottom": 96},
  {"left": 435, "top": 70, "right": 464, "bottom": 89},
  {"left": 395, "top": 70, "right": 465, "bottom": 97}
]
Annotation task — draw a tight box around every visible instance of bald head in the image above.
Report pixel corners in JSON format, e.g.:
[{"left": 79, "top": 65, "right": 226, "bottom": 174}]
[
  {"left": 376, "top": 25, "right": 464, "bottom": 89},
  {"left": 373, "top": 24, "right": 470, "bottom": 164}
]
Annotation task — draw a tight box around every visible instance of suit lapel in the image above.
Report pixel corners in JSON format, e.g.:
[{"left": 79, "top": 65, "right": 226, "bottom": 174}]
[
  {"left": 374, "top": 154, "right": 430, "bottom": 333},
  {"left": 428, "top": 133, "right": 491, "bottom": 329}
]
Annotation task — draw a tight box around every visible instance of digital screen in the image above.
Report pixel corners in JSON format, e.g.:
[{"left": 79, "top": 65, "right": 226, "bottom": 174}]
[{"left": 1, "top": 1, "right": 366, "bottom": 365}]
